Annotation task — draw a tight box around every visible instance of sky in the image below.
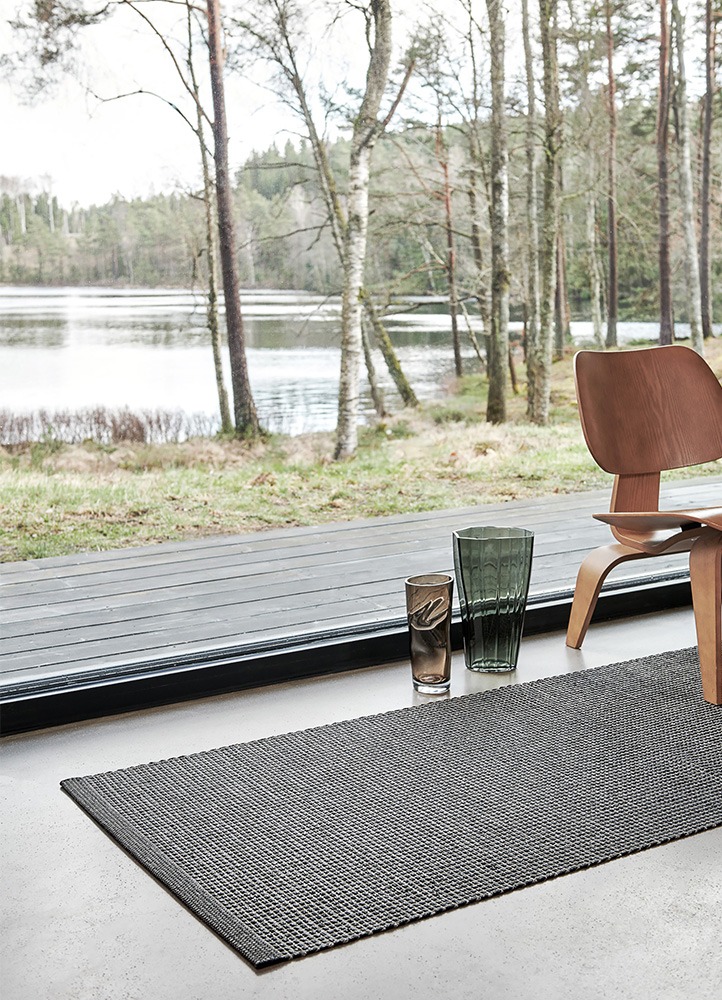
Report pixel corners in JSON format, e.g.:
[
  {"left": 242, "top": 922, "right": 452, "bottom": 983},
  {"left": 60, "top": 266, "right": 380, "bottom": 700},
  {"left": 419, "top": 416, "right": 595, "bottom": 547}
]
[{"left": 0, "top": 0, "right": 305, "bottom": 206}]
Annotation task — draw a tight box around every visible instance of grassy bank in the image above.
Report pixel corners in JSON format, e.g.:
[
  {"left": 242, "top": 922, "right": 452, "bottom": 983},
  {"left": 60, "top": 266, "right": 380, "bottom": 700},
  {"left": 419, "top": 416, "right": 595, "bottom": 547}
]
[{"left": 2, "top": 341, "right": 721, "bottom": 562}]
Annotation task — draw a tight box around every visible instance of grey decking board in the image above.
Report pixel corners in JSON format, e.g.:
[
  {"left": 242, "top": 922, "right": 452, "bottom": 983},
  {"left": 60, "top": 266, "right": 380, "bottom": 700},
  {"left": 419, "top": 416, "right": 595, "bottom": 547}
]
[
  {"left": 3, "top": 562, "right": 688, "bottom": 660},
  {"left": 0, "top": 520, "right": 688, "bottom": 626},
  {"left": 5, "top": 596, "right": 404, "bottom": 672},
  {"left": 1, "top": 497, "right": 654, "bottom": 602},
  {"left": 0, "top": 522, "right": 601, "bottom": 604},
  {"left": 0, "top": 534, "right": 684, "bottom": 624},
  {"left": 2, "top": 580, "right": 402, "bottom": 644},
  {"left": 0, "top": 563, "right": 688, "bottom": 688},
  {"left": 2, "top": 551, "right": 688, "bottom": 670},
  {"left": 0, "top": 540, "right": 647, "bottom": 648}
]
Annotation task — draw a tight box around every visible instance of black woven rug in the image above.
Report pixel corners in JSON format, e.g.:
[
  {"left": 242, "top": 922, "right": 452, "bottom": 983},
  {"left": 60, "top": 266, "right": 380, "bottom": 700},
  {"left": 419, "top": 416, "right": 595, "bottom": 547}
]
[{"left": 62, "top": 647, "right": 722, "bottom": 968}]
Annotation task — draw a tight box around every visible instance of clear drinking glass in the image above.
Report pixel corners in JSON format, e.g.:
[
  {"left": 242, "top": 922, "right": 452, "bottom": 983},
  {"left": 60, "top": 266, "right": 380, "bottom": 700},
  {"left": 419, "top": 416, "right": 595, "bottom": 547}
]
[
  {"left": 452, "top": 527, "right": 534, "bottom": 673},
  {"left": 404, "top": 573, "right": 453, "bottom": 694}
]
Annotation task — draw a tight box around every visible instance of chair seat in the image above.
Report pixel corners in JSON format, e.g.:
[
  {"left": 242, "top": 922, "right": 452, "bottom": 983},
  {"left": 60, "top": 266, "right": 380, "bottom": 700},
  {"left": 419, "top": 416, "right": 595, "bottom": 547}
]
[
  {"left": 594, "top": 507, "right": 722, "bottom": 532},
  {"left": 592, "top": 508, "right": 722, "bottom": 554}
]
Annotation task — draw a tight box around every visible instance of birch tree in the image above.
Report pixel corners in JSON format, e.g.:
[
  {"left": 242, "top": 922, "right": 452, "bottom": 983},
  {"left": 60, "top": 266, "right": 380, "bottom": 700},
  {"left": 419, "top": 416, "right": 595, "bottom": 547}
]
[
  {"left": 437, "top": 118, "right": 463, "bottom": 378},
  {"left": 585, "top": 152, "right": 604, "bottom": 348},
  {"left": 235, "top": 0, "right": 415, "bottom": 458},
  {"left": 185, "top": 4, "right": 232, "bottom": 433},
  {"left": 485, "top": 0, "right": 509, "bottom": 424},
  {"left": 334, "top": 1, "right": 393, "bottom": 457},
  {"left": 206, "top": 0, "right": 259, "bottom": 436},
  {"left": 7, "top": 0, "right": 257, "bottom": 436},
  {"left": 566, "top": 0, "right": 604, "bottom": 348},
  {"left": 415, "top": 3, "right": 492, "bottom": 363},
  {"left": 412, "top": 21, "right": 464, "bottom": 378},
  {"left": 461, "top": 0, "right": 492, "bottom": 342}
]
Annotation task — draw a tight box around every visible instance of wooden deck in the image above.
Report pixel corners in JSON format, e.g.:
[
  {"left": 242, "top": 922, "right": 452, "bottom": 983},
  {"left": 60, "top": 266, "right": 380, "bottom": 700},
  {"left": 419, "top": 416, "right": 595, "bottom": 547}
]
[{"left": 2, "top": 477, "right": 719, "bottom": 709}]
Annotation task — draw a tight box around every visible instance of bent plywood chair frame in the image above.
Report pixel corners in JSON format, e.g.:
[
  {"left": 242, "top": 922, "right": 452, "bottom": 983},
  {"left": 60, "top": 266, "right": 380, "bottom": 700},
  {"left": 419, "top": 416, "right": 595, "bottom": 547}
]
[{"left": 567, "top": 345, "right": 722, "bottom": 704}]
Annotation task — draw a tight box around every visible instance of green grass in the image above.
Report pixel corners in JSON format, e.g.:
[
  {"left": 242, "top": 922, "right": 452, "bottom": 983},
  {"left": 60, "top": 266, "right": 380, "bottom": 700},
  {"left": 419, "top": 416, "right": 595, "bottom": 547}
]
[{"left": 2, "top": 341, "right": 721, "bottom": 562}]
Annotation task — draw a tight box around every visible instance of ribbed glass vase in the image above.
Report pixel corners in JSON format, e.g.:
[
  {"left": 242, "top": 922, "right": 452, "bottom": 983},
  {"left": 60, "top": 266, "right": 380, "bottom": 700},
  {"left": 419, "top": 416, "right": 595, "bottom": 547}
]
[{"left": 452, "top": 526, "right": 534, "bottom": 673}]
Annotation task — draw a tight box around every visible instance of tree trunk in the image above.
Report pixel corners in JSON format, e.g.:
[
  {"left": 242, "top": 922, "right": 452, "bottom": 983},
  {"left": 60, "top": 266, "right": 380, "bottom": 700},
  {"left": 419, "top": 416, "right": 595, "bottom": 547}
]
[
  {"left": 586, "top": 155, "right": 604, "bottom": 348},
  {"left": 242, "top": 221, "right": 257, "bottom": 287},
  {"left": 532, "top": 0, "right": 561, "bottom": 426},
  {"left": 362, "top": 295, "right": 418, "bottom": 406},
  {"left": 699, "top": 0, "right": 715, "bottom": 340},
  {"left": 657, "top": 0, "right": 674, "bottom": 346},
  {"left": 458, "top": 297, "right": 485, "bottom": 363},
  {"left": 604, "top": 0, "right": 618, "bottom": 349},
  {"left": 47, "top": 191, "right": 55, "bottom": 234},
  {"left": 467, "top": 168, "right": 491, "bottom": 339},
  {"left": 671, "top": 0, "right": 703, "bottom": 354},
  {"left": 207, "top": 0, "right": 260, "bottom": 437},
  {"left": 188, "top": 8, "right": 232, "bottom": 434},
  {"left": 521, "top": 0, "right": 541, "bottom": 418},
  {"left": 485, "top": 0, "right": 510, "bottom": 425},
  {"left": 200, "top": 134, "right": 233, "bottom": 433},
  {"left": 16, "top": 196, "right": 26, "bottom": 236},
  {"left": 334, "top": 0, "right": 392, "bottom": 460},
  {"left": 464, "top": 1, "right": 491, "bottom": 354},
  {"left": 554, "top": 217, "right": 571, "bottom": 359},
  {"left": 336, "top": 147, "right": 370, "bottom": 459},
  {"left": 361, "top": 319, "right": 387, "bottom": 418},
  {"left": 438, "top": 122, "right": 462, "bottom": 378}
]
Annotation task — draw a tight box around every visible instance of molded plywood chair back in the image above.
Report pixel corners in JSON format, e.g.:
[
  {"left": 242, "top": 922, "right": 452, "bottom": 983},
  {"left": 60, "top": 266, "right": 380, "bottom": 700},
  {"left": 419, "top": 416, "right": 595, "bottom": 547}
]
[
  {"left": 567, "top": 345, "right": 722, "bottom": 705},
  {"left": 575, "top": 345, "right": 722, "bottom": 476}
]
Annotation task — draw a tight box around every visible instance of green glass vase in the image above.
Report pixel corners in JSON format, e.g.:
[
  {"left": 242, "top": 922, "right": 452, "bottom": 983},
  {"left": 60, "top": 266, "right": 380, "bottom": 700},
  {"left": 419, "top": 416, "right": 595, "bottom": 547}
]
[{"left": 452, "top": 526, "right": 534, "bottom": 673}]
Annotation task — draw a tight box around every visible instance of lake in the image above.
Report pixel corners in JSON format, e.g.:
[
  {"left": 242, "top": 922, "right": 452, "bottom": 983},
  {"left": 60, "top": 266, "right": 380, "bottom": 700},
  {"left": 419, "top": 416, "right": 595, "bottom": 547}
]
[{"left": 0, "top": 286, "right": 712, "bottom": 437}]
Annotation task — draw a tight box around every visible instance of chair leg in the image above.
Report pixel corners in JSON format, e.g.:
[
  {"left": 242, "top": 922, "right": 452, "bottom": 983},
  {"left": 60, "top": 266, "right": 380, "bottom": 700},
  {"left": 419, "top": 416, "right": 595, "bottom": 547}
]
[
  {"left": 689, "top": 531, "right": 722, "bottom": 705},
  {"left": 566, "top": 543, "right": 647, "bottom": 649}
]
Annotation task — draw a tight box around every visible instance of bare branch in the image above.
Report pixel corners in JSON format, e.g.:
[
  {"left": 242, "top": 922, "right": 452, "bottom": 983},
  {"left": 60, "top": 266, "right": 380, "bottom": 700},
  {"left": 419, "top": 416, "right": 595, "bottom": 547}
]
[
  {"left": 87, "top": 85, "right": 202, "bottom": 141},
  {"left": 377, "top": 56, "right": 416, "bottom": 134}
]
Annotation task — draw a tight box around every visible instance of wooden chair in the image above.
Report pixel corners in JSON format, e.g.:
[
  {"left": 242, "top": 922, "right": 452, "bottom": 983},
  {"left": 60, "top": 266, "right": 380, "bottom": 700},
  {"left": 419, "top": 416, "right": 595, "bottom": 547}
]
[{"left": 566, "top": 345, "right": 722, "bottom": 704}]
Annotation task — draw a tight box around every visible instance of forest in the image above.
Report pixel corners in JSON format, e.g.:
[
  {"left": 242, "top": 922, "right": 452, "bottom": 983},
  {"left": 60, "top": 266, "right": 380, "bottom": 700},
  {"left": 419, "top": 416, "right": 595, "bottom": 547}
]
[{"left": 1, "top": 0, "right": 721, "bottom": 455}]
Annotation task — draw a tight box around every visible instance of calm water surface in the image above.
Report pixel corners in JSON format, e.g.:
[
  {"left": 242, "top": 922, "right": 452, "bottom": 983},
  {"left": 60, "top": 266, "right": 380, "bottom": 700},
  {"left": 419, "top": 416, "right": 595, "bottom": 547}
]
[{"left": 0, "top": 287, "right": 713, "bottom": 436}]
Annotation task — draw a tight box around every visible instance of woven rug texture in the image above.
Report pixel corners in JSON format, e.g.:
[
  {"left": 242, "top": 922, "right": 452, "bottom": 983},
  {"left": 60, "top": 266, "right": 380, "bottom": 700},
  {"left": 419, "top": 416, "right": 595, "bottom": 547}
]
[{"left": 61, "top": 647, "right": 722, "bottom": 967}]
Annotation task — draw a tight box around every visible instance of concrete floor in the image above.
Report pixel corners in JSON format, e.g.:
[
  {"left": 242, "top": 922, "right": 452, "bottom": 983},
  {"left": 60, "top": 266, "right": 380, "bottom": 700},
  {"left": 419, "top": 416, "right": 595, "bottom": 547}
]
[{"left": 2, "top": 608, "right": 721, "bottom": 1000}]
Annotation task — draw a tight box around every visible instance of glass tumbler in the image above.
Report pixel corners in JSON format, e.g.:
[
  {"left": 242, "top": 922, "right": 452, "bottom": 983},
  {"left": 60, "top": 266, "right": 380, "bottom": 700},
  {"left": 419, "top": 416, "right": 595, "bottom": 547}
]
[{"left": 405, "top": 573, "right": 453, "bottom": 694}]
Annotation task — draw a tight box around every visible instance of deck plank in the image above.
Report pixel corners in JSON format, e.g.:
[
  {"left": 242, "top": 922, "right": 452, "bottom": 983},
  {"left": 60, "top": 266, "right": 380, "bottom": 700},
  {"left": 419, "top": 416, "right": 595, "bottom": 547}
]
[{"left": 1, "top": 477, "right": 718, "bottom": 693}]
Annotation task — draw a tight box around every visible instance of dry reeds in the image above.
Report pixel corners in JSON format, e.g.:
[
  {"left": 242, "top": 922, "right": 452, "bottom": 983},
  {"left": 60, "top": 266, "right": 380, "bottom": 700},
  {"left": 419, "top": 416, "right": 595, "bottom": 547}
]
[{"left": 0, "top": 407, "right": 218, "bottom": 446}]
